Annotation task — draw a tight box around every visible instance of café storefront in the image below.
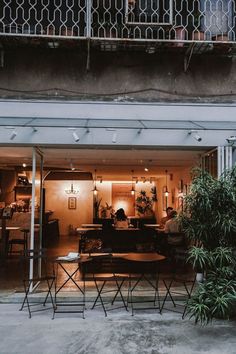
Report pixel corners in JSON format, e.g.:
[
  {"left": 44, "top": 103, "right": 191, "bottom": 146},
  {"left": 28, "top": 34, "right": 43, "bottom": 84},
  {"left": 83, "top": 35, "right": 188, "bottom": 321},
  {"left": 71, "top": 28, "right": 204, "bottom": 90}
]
[{"left": 0, "top": 99, "right": 235, "bottom": 283}]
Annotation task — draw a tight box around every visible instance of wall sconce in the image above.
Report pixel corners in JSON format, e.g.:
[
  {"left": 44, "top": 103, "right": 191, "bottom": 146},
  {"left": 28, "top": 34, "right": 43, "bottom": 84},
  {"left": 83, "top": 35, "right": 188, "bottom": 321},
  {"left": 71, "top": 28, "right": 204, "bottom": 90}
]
[{"left": 65, "top": 183, "right": 79, "bottom": 195}]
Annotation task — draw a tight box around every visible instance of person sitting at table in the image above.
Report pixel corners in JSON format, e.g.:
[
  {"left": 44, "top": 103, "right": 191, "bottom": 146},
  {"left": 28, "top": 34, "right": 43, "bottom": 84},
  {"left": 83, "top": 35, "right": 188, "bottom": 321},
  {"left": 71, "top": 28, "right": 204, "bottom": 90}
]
[
  {"left": 164, "top": 210, "right": 180, "bottom": 233},
  {"left": 160, "top": 207, "right": 173, "bottom": 228},
  {"left": 114, "top": 208, "right": 129, "bottom": 228}
]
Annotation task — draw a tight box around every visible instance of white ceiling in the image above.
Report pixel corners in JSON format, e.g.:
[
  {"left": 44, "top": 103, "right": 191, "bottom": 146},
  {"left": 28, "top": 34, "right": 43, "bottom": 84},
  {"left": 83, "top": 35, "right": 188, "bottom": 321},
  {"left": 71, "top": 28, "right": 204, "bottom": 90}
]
[{"left": 0, "top": 146, "right": 207, "bottom": 180}]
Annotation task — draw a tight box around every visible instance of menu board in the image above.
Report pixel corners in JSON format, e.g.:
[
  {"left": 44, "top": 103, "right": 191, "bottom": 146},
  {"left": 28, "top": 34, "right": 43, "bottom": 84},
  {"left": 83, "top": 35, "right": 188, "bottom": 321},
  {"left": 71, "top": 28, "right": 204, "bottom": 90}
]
[{"left": 112, "top": 183, "right": 135, "bottom": 216}]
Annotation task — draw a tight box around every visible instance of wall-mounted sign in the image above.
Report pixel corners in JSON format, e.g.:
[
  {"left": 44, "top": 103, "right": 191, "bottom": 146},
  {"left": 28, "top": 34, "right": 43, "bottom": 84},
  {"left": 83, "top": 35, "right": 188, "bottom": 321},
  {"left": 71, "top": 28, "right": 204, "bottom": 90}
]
[{"left": 68, "top": 197, "right": 77, "bottom": 210}]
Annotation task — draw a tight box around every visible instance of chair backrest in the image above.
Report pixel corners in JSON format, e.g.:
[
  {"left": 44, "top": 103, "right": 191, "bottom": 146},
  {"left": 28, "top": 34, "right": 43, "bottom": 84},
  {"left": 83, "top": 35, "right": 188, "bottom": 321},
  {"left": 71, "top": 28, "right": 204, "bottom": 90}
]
[
  {"left": 167, "top": 232, "right": 185, "bottom": 246},
  {"left": 20, "top": 248, "right": 51, "bottom": 279}
]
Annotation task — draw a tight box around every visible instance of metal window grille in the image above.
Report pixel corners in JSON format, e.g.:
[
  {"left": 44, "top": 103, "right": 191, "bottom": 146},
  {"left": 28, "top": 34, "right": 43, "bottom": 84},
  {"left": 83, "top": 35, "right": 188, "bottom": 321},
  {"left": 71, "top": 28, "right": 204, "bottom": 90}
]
[{"left": 0, "top": 0, "right": 235, "bottom": 42}]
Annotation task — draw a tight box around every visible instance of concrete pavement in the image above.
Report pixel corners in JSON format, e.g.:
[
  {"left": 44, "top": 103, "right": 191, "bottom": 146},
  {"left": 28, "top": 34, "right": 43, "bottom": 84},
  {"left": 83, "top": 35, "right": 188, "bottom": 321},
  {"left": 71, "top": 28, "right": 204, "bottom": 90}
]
[{"left": 0, "top": 304, "right": 236, "bottom": 354}]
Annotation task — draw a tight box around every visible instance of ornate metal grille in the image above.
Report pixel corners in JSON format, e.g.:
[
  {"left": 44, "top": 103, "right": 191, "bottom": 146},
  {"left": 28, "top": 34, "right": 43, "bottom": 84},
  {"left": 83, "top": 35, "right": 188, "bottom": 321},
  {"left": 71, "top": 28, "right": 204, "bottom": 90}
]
[{"left": 0, "top": 0, "right": 235, "bottom": 42}]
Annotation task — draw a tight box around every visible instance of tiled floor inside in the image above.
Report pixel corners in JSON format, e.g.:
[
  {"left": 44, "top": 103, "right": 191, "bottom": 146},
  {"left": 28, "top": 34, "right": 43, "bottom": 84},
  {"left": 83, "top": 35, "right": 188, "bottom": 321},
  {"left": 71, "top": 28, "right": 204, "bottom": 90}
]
[{"left": 0, "top": 234, "right": 196, "bottom": 307}]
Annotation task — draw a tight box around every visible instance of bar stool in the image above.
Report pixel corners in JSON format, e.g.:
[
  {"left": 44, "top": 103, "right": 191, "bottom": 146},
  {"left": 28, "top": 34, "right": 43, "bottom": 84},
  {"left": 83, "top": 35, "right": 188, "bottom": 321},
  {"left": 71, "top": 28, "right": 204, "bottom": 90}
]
[{"left": 8, "top": 228, "right": 29, "bottom": 255}]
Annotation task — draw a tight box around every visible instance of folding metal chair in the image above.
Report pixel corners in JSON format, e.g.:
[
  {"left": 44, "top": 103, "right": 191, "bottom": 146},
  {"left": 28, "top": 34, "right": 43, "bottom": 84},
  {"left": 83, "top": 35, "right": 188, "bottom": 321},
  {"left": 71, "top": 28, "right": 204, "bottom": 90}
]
[
  {"left": 85, "top": 254, "right": 128, "bottom": 317},
  {"left": 161, "top": 246, "right": 196, "bottom": 318},
  {"left": 19, "top": 248, "right": 55, "bottom": 318}
]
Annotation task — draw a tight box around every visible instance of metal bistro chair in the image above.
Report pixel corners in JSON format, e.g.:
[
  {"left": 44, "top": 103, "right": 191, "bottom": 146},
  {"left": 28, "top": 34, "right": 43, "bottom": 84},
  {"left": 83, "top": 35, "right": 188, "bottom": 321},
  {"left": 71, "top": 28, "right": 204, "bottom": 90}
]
[
  {"left": 122, "top": 253, "right": 166, "bottom": 316},
  {"left": 83, "top": 254, "right": 128, "bottom": 317},
  {"left": 19, "top": 248, "right": 55, "bottom": 318},
  {"left": 8, "top": 228, "right": 29, "bottom": 255},
  {"left": 161, "top": 234, "right": 196, "bottom": 318}
]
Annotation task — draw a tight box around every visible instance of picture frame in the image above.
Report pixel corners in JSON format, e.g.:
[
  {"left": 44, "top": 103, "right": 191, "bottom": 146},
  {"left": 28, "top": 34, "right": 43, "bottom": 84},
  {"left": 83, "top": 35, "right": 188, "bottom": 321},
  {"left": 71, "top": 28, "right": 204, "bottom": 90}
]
[{"left": 68, "top": 197, "right": 76, "bottom": 209}]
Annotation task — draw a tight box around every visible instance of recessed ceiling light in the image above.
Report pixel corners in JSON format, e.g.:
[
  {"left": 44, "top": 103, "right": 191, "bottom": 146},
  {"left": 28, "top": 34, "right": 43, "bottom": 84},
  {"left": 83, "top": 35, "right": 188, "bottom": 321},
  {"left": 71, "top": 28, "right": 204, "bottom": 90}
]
[
  {"left": 22, "top": 163, "right": 27, "bottom": 168},
  {"left": 144, "top": 167, "right": 149, "bottom": 172}
]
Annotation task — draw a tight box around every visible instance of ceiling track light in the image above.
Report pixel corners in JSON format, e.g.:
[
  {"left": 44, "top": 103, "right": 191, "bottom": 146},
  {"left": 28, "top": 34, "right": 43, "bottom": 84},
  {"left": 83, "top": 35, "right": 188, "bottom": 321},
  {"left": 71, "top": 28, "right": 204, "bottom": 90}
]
[
  {"left": 188, "top": 130, "right": 202, "bottom": 142},
  {"left": 97, "top": 176, "right": 103, "bottom": 183},
  {"left": 106, "top": 128, "right": 117, "bottom": 144},
  {"left": 226, "top": 136, "right": 236, "bottom": 145},
  {"left": 72, "top": 131, "right": 80, "bottom": 142},
  {"left": 10, "top": 130, "right": 17, "bottom": 140},
  {"left": 70, "top": 160, "right": 75, "bottom": 171},
  {"left": 112, "top": 131, "right": 117, "bottom": 144}
]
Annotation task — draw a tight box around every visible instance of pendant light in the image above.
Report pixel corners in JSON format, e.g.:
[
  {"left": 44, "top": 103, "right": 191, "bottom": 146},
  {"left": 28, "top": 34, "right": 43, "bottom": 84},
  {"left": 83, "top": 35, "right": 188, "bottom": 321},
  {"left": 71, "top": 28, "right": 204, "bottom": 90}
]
[
  {"left": 164, "top": 169, "right": 169, "bottom": 197},
  {"left": 92, "top": 169, "right": 98, "bottom": 195},
  {"left": 130, "top": 169, "right": 135, "bottom": 195}
]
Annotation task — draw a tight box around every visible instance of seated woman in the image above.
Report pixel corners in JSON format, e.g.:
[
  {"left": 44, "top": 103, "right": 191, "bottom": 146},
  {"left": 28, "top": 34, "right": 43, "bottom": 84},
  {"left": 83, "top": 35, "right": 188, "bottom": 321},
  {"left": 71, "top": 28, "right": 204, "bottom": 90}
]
[
  {"left": 164, "top": 210, "right": 183, "bottom": 246},
  {"left": 164, "top": 210, "right": 180, "bottom": 233},
  {"left": 114, "top": 208, "right": 129, "bottom": 228}
]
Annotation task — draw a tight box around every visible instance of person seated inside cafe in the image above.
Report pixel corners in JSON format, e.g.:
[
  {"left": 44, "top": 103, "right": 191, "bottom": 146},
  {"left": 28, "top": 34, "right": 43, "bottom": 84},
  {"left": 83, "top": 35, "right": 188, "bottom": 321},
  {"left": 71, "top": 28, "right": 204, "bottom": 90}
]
[
  {"left": 160, "top": 207, "right": 173, "bottom": 228},
  {"left": 164, "top": 210, "right": 180, "bottom": 233},
  {"left": 114, "top": 208, "right": 129, "bottom": 228}
]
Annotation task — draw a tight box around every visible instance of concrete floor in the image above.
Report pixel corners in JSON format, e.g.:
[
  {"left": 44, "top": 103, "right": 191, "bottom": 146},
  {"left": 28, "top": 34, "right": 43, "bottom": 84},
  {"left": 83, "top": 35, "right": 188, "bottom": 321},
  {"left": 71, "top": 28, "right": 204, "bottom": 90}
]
[
  {"left": 0, "top": 304, "right": 236, "bottom": 354},
  {"left": 1, "top": 236, "right": 236, "bottom": 354}
]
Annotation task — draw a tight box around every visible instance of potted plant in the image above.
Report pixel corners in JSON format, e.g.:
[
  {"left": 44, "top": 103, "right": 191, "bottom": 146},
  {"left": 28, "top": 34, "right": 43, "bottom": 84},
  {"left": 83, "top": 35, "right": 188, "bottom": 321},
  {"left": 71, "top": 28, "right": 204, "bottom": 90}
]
[
  {"left": 100, "top": 202, "right": 114, "bottom": 218},
  {"left": 179, "top": 167, "right": 236, "bottom": 324},
  {"left": 187, "top": 246, "right": 209, "bottom": 282},
  {"left": 187, "top": 247, "right": 236, "bottom": 324}
]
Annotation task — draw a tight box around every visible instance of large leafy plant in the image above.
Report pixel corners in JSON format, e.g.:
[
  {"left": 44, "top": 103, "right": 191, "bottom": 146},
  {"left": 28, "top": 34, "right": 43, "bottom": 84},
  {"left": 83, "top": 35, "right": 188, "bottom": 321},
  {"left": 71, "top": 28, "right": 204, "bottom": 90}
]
[
  {"left": 187, "top": 247, "right": 236, "bottom": 324},
  {"left": 135, "top": 189, "right": 156, "bottom": 216},
  {"left": 181, "top": 168, "right": 236, "bottom": 249},
  {"left": 180, "top": 167, "right": 236, "bottom": 324}
]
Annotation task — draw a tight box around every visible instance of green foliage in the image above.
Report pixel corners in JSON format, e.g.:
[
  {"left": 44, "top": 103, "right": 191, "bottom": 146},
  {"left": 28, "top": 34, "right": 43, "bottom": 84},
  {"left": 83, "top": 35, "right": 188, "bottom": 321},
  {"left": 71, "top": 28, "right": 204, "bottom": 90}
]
[
  {"left": 187, "top": 246, "right": 209, "bottom": 272},
  {"left": 180, "top": 168, "right": 236, "bottom": 249},
  {"left": 186, "top": 246, "right": 236, "bottom": 324},
  {"left": 135, "top": 190, "right": 155, "bottom": 216},
  {"left": 181, "top": 167, "right": 236, "bottom": 324}
]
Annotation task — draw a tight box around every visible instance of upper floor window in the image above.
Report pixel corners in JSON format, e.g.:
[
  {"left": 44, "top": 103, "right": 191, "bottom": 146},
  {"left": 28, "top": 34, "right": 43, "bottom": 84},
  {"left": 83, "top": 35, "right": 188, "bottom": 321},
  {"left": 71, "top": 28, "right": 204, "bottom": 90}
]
[{"left": 125, "top": 0, "right": 173, "bottom": 25}]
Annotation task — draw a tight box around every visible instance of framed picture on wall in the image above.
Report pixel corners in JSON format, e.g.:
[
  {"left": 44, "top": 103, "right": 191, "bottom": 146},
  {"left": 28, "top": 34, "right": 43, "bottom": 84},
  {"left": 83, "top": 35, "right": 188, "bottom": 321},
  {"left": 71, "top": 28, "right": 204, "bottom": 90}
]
[{"left": 68, "top": 197, "right": 76, "bottom": 209}]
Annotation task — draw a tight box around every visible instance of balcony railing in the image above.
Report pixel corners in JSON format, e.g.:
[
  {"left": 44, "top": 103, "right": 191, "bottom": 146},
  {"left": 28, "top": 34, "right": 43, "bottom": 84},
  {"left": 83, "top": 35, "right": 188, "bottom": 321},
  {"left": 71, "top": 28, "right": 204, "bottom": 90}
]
[{"left": 0, "top": 0, "right": 236, "bottom": 43}]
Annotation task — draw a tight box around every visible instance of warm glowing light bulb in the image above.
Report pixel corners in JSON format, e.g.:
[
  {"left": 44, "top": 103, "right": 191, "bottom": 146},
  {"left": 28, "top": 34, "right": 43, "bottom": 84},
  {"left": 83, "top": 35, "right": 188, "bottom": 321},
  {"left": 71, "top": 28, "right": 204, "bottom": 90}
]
[{"left": 131, "top": 190, "right": 135, "bottom": 196}]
